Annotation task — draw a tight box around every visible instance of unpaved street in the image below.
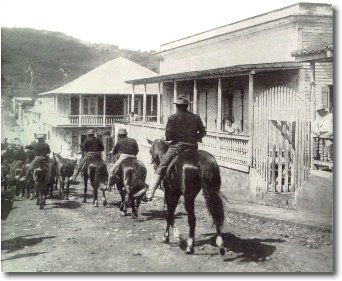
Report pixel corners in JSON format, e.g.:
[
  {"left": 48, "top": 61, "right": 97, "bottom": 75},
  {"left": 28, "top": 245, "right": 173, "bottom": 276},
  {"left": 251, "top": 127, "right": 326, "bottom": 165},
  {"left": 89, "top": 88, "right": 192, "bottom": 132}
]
[{"left": 1, "top": 184, "right": 333, "bottom": 272}]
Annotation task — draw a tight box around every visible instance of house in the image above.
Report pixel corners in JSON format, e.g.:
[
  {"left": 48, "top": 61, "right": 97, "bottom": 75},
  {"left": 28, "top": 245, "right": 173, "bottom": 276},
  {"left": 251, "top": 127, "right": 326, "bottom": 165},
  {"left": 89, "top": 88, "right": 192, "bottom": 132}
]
[
  {"left": 125, "top": 3, "right": 333, "bottom": 214},
  {"left": 26, "top": 57, "right": 158, "bottom": 158}
]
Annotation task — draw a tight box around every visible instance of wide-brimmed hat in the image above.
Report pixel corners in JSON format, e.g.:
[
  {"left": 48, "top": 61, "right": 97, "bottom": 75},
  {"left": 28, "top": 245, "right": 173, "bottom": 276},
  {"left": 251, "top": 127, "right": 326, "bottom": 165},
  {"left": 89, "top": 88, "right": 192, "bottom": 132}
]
[
  {"left": 173, "top": 95, "right": 191, "bottom": 105},
  {"left": 118, "top": 128, "right": 128, "bottom": 135},
  {"left": 35, "top": 133, "right": 45, "bottom": 139},
  {"left": 316, "top": 104, "right": 326, "bottom": 111},
  {"left": 86, "top": 129, "right": 96, "bottom": 135}
]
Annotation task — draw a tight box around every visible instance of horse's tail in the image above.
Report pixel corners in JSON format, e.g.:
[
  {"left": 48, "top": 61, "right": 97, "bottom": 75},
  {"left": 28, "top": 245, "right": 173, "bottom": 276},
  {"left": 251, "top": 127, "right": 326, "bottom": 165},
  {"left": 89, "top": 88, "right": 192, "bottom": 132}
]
[
  {"left": 199, "top": 153, "right": 224, "bottom": 229},
  {"left": 33, "top": 168, "right": 46, "bottom": 184},
  {"left": 124, "top": 167, "right": 134, "bottom": 193}
]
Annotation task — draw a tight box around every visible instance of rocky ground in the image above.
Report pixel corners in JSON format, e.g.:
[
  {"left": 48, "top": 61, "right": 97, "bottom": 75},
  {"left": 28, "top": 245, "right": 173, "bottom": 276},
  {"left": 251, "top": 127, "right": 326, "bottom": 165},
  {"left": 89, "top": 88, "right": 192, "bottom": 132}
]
[{"left": 1, "top": 182, "right": 333, "bottom": 273}]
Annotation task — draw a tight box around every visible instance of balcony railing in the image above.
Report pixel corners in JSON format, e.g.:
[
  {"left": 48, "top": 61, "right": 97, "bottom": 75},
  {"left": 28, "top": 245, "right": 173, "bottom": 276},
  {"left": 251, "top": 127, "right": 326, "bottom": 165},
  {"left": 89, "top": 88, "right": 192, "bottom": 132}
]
[
  {"left": 313, "top": 136, "right": 333, "bottom": 171},
  {"left": 128, "top": 122, "right": 250, "bottom": 172},
  {"left": 38, "top": 114, "right": 127, "bottom": 127}
]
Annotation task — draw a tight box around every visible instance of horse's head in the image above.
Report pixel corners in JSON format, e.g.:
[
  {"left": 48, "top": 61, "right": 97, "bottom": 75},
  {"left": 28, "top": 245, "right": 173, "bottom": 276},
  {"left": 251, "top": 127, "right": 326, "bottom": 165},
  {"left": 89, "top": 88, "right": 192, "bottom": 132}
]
[{"left": 147, "top": 138, "right": 169, "bottom": 169}]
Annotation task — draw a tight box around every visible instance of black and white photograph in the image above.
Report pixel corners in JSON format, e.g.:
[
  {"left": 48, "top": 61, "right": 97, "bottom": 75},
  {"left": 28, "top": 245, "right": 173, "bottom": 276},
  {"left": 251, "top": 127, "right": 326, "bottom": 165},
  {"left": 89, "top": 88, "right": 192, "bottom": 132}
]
[{"left": 1, "top": 0, "right": 336, "bottom": 273}]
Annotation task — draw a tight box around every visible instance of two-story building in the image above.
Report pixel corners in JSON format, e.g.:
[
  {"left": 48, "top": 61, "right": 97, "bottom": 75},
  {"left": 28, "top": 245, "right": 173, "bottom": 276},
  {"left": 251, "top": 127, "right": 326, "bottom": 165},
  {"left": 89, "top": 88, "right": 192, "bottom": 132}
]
[
  {"left": 125, "top": 3, "right": 333, "bottom": 214},
  {"left": 27, "top": 57, "right": 158, "bottom": 159}
]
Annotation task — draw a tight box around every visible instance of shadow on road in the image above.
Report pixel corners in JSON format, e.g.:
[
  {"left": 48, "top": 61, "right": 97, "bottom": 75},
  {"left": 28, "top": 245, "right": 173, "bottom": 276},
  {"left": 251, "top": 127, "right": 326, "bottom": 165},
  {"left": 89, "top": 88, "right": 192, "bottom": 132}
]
[
  {"left": 140, "top": 209, "right": 187, "bottom": 221},
  {"left": 194, "top": 232, "right": 284, "bottom": 262},
  {"left": 1, "top": 199, "right": 14, "bottom": 220},
  {"left": 2, "top": 252, "right": 47, "bottom": 262},
  {"left": 1, "top": 235, "right": 57, "bottom": 253},
  {"left": 51, "top": 201, "right": 81, "bottom": 209}
]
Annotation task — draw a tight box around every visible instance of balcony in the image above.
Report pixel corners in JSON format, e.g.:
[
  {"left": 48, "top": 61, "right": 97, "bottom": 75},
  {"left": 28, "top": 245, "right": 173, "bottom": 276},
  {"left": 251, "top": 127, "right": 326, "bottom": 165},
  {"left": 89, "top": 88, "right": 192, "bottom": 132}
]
[
  {"left": 40, "top": 114, "right": 127, "bottom": 127},
  {"left": 128, "top": 122, "right": 250, "bottom": 172}
]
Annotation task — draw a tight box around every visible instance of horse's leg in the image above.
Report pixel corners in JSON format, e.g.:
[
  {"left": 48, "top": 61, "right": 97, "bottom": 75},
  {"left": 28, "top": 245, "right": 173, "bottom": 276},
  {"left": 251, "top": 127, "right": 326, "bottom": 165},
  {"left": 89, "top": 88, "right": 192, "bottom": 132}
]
[
  {"left": 130, "top": 193, "right": 138, "bottom": 219},
  {"left": 118, "top": 187, "right": 127, "bottom": 216},
  {"left": 65, "top": 177, "right": 70, "bottom": 200},
  {"left": 59, "top": 176, "right": 64, "bottom": 199},
  {"left": 184, "top": 194, "right": 196, "bottom": 254},
  {"left": 83, "top": 174, "right": 88, "bottom": 203},
  {"left": 163, "top": 189, "right": 181, "bottom": 243},
  {"left": 93, "top": 184, "right": 99, "bottom": 207},
  {"left": 102, "top": 190, "right": 107, "bottom": 206}
]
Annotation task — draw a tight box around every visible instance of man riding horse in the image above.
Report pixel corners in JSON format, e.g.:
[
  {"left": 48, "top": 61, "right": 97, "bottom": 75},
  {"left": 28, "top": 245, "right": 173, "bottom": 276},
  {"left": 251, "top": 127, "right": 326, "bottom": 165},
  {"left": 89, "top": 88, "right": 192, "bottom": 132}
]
[
  {"left": 141, "top": 94, "right": 206, "bottom": 203},
  {"left": 25, "top": 134, "right": 51, "bottom": 183},
  {"left": 107, "top": 128, "right": 139, "bottom": 187},
  {"left": 71, "top": 129, "right": 104, "bottom": 182}
]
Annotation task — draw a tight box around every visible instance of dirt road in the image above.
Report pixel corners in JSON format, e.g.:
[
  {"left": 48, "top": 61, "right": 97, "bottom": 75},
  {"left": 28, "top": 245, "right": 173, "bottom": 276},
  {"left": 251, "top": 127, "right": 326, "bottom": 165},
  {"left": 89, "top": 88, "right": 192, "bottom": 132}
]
[{"left": 1, "top": 183, "right": 333, "bottom": 272}]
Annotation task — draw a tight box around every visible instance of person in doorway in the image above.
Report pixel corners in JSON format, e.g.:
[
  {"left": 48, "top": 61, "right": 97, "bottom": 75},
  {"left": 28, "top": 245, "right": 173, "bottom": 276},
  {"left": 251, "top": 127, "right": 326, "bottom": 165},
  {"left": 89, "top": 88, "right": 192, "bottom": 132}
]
[
  {"left": 107, "top": 128, "right": 139, "bottom": 187},
  {"left": 223, "top": 118, "right": 241, "bottom": 134},
  {"left": 71, "top": 129, "right": 104, "bottom": 182},
  {"left": 141, "top": 94, "right": 206, "bottom": 203},
  {"left": 313, "top": 104, "right": 333, "bottom": 161}
]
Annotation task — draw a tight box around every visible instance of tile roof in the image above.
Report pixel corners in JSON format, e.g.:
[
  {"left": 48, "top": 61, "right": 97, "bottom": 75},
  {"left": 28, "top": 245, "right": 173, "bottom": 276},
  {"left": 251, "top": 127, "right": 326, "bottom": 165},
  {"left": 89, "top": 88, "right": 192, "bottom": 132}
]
[{"left": 125, "top": 62, "right": 302, "bottom": 85}]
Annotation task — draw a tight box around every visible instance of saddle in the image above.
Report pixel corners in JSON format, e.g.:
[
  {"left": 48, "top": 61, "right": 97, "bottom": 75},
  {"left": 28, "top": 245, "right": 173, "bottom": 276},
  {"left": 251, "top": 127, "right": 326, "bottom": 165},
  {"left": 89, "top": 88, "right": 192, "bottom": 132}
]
[{"left": 165, "top": 148, "right": 198, "bottom": 178}]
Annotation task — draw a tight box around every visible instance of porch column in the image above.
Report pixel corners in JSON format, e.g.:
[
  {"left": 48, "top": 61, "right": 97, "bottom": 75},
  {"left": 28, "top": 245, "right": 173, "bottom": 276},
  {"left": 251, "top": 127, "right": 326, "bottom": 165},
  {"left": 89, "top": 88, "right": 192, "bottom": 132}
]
[
  {"left": 173, "top": 81, "right": 177, "bottom": 113},
  {"left": 151, "top": 96, "right": 154, "bottom": 115},
  {"left": 157, "top": 82, "right": 162, "bottom": 124},
  {"left": 127, "top": 95, "right": 130, "bottom": 114},
  {"left": 103, "top": 94, "right": 106, "bottom": 127},
  {"left": 143, "top": 84, "right": 147, "bottom": 122},
  {"left": 79, "top": 95, "right": 82, "bottom": 127},
  {"left": 310, "top": 62, "right": 316, "bottom": 170},
  {"left": 248, "top": 70, "right": 255, "bottom": 166},
  {"left": 193, "top": 79, "right": 198, "bottom": 114},
  {"left": 131, "top": 85, "right": 135, "bottom": 113},
  {"left": 217, "top": 77, "right": 222, "bottom": 132}
]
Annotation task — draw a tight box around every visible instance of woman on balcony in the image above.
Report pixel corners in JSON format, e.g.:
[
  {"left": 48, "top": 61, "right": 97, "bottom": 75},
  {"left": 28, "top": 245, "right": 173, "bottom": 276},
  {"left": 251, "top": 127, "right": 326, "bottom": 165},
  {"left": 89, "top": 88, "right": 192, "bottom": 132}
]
[
  {"left": 223, "top": 118, "right": 241, "bottom": 134},
  {"left": 313, "top": 104, "right": 333, "bottom": 162}
]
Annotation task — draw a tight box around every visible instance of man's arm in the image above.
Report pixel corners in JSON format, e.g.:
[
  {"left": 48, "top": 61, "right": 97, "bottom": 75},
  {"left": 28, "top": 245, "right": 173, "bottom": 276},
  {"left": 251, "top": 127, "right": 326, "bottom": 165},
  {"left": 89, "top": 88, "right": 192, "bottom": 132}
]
[
  {"left": 165, "top": 117, "right": 174, "bottom": 141},
  {"left": 197, "top": 117, "right": 206, "bottom": 142}
]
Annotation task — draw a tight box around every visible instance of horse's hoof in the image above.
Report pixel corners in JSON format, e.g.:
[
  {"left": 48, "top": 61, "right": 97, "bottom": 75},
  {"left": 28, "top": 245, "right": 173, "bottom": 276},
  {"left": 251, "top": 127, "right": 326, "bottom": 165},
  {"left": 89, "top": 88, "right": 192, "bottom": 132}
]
[
  {"left": 162, "top": 235, "right": 170, "bottom": 244},
  {"left": 82, "top": 198, "right": 87, "bottom": 203},
  {"left": 186, "top": 246, "right": 194, "bottom": 255},
  {"left": 120, "top": 211, "right": 126, "bottom": 216},
  {"left": 102, "top": 198, "right": 107, "bottom": 207},
  {"left": 39, "top": 205, "right": 44, "bottom": 210},
  {"left": 218, "top": 247, "right": 226, "bottom": 257},
  {"left": 132, "top": 213, "right": 138, "bottom": 219},
  {"left": 29, "top": 194, "right": 34, "bottom": 200},
  {"left": 94, "top": 200, "right": 98, "bottom": 207},
  {"left": 36, "top": 200, "right": 40, "bottom": 206}
]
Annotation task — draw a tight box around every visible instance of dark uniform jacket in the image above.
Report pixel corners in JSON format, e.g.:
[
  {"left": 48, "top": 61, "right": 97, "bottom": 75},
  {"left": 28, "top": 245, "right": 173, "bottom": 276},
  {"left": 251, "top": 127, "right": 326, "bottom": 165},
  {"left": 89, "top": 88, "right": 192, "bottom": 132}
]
[
  {"left": 81, "top": 136, "right": 104, "bottom": 153},
  {"left": 165, "top": 110, "right": 206, "bottom": 144},
  {"left": 25, "top": 142, "right": 51, "bottom": 157},
  {"left": 112, "top": 137, "right": 139, "bottom": 156}
]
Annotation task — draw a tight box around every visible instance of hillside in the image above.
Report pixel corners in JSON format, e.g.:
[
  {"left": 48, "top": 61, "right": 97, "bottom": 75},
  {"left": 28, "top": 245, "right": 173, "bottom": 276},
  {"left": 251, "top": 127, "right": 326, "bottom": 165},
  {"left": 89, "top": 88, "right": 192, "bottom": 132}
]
[{"left": 1, "top": 27, "right": 159, "bottom": 100}]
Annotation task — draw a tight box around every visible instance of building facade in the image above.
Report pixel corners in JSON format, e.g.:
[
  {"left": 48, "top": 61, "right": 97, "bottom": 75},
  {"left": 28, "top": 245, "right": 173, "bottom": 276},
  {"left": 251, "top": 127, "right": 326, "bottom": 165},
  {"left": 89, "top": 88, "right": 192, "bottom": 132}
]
[{"left": 125, "top": 3, "right": 333, "bottom": 214}]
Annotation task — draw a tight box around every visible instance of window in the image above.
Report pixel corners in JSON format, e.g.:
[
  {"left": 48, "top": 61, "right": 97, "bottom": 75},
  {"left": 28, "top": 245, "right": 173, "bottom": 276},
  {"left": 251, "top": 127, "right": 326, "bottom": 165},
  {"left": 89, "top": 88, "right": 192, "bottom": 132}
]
[
  {"left": 321, "top": 85, "right": 333, "bottom": 113},
  {"left": 83, "top": 97, "right": 98, "bottom": 115}
]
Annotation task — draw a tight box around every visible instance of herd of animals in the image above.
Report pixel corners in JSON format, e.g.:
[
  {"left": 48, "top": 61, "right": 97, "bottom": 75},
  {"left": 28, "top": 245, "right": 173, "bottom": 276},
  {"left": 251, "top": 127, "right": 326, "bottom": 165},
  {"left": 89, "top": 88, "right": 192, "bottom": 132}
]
[{"left": 1, "top": 138, "right": 228, "bottom": 256}]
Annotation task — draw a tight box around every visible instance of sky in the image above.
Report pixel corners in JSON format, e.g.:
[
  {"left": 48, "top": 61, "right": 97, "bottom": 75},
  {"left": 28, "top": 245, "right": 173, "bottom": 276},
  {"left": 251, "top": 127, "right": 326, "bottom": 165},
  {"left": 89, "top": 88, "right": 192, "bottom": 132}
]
[{"left": 1, "top": 0, "right": 339, "bottom": 51}]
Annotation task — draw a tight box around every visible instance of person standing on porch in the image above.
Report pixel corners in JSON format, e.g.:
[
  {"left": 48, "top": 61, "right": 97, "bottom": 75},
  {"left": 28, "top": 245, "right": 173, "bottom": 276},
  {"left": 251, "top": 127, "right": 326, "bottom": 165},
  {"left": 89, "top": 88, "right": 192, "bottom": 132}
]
[
  {"left": 71, "top": 129, "right": 104, "bottom": 182},
  {"left": 313, "top": 104, "right": 333, "bottom": 161},
  {"left": 140, "top": 94, "right": 206, "bottom": 203}
]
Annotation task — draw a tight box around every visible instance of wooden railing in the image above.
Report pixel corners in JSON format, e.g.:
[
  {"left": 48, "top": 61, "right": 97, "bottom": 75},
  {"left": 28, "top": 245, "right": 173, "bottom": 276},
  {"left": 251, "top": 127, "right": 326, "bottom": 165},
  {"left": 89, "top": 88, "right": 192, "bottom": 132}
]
[
  {"left": 129, "top": 122, "right": 250, "bottom": 172},
  {"left": 37, "top": 114, "right": 126, "bottom": 126},
  {"left": 313, "top": 136, "right": 333, "bottom": 171}
]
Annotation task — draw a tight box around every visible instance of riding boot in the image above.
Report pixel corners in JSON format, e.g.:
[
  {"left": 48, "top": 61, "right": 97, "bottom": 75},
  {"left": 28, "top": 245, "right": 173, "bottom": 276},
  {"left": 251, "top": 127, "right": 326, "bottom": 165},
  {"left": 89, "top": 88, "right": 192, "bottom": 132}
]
[{"left": 141, "top": 174, "right": 162, "bottom": 203}]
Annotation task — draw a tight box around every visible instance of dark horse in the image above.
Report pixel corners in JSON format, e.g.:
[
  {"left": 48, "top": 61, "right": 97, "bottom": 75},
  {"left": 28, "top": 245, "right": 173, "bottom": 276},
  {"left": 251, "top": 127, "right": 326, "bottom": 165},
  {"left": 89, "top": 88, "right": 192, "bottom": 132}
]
[
  {"left": 32, "top": 156, "right": 58, "bottom": 209},
  {"left": 109, "top": 155, "right": 147, "bottom": 218},
  {"left": 81, "top": 154, "right": 108, "bottom": 207},
  {"left": 53, "top": 153, "right": 77, "bottom": 200},
  {"left": 147, "top": 139, "right": 226, "bottom": 256}
]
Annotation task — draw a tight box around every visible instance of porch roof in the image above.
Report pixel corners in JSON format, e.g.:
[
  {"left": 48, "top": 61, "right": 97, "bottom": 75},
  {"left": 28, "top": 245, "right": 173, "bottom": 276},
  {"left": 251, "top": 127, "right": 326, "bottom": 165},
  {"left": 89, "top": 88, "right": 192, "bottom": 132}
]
[
  {"left": 291, "top": 43, "right": 333, "bottom": 62},
  {"left": 38, "top": 57, "right": 158, "bottom": 96},
  {"left": 125, "top": 61, "right": 302, "bottom": 85}
]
